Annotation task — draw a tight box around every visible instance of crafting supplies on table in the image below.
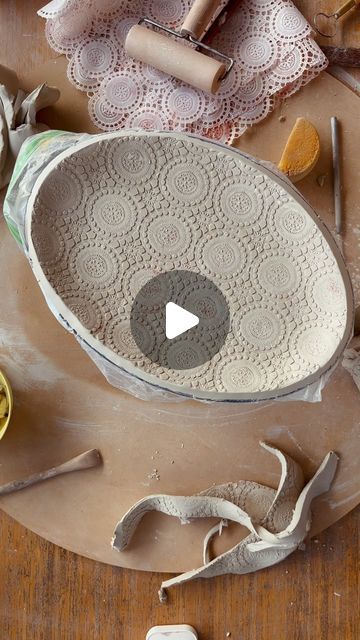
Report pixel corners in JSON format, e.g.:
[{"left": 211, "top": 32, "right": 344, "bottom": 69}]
[{"left": 38, "top": 0, "right": 327, "bottom": 143}]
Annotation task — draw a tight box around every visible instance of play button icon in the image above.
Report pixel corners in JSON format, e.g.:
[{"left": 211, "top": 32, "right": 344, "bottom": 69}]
[
  {"left": 130, "top": 270, "right": 230, "bottom": 370},
  {"left": 165, "top": 302, "right": 199, "bottom": 340}
]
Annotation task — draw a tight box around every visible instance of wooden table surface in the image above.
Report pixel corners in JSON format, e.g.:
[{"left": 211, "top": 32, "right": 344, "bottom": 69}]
[{"left": 0, "top": 2, "right": 359, "bottom": 639}]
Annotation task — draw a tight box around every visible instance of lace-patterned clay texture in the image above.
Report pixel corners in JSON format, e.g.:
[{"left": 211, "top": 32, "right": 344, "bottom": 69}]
[
  {"left": 38, "top": 0, "right": 327, "bottom": 144},
  {"left": 112, "top": 442, "right": 339, "bottom": 601},
  {"left": 27, "top": 131, "right": 353, "bottom": 402}
]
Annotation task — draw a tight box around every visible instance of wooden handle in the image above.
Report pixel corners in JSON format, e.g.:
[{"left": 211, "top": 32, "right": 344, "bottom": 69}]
[
  {"left": 336, "top": 0, "right": 358, "bottom": 18},
  {"left": 321, "top": 45, "right": 360, "bottom": 66},
  {"left": 181, "top": 0, "right": 222, "bottom": 39},
  {"left": 126, "top": 24, "right": 226, "bottom": 93},
  {"left": 0, "top": 449, "right": 102, "bottom": 496}
]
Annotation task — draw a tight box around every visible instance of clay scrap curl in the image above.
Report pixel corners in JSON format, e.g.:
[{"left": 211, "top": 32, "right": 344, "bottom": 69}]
[
  {"left": 0, "top": 64, "right": 59, "bottom": 189},
  {"left": 112, "top": 442, "right": 338, "bottom": 602},
  {"left": 342, "top": 347, "right": 360, "bottom": 391}
]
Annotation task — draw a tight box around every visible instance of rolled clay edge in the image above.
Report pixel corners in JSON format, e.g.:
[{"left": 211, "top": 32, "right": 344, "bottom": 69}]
[
  {"left": 158, "top": 450, "right": 339, "bottom": 600},
  {"left": 112, "top": 442, "right": 307, "bottom": 553},
  {"left": 111, "top": 445, "right": 339, "bottom": 602},
  {"left": 158, "top": 451, "right": 339, "bottom": 602},
  {"left": 342, "top": 347, "right": 360, "bottom": 391},
  {"left": 112, "top": 494, "right": 259, "bottom": 551},
  {"left": 248, "top": 451, "right": 339, "bottom": 552},
  {"left": 202, "top": 519, "right": 228, "bottom": 564},
  {"left": 259, "top": 440, "right": 304, "bottom": 517}
]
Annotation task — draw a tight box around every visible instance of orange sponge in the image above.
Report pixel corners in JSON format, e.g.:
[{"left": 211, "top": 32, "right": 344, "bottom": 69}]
[{"left": 278, "top": 117, "right": 320, "bottom": 183}]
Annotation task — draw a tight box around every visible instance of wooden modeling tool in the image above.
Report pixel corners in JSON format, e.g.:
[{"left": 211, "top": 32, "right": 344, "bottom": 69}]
[
  {"left": 331, "top": 116, "right": 342, "bottom": 235},
  {"left": 321, "top": 46, "right": 360, "bottom": 67},
  {"left": 314, "top": 0, "right": 360, "bottom": 38},
  {"left": 125, "top": 0, "right": 233, "bottom": 94},
  {"left": 0, "top": 449, "right": 102, "bottom": 496}
]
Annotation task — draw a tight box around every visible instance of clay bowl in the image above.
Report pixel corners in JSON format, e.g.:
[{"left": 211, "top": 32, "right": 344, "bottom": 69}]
[{"left": 26, "top": 131, "right": 353, "bottom": 402}]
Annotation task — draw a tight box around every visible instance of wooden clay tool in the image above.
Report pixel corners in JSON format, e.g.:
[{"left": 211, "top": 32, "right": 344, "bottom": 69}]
[
  {"left": 125, "top": 0, "right": 233, "bottom": 94},
  {"left": 321, "top": 46, "right": 360, "bottom": 67},
  {"left": 0, "top": 449, "right": 102, "bottom": 496},
  {"left": 331, "top": 116, "right": 342, "bottom": 234}
]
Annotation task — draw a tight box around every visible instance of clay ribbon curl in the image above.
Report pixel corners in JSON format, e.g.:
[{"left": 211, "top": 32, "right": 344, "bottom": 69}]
[{"left": 112, "top": 442, "right": 338, "bottom": 602}]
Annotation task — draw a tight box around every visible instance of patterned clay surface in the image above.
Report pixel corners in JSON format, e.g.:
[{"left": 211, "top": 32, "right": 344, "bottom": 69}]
[{"left": 29, "top": 132, "right": 350, "bottom": 398}]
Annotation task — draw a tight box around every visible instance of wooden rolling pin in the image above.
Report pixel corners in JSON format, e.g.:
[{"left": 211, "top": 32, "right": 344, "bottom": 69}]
[
  {"left": 125, "top": 0, "right": 230, "bottom": 94},
  {"left": 181, "top": 0, "right": 222, "bottom": 36},
  {"left": 0, "top": 449, "right": 102, "bottom": 496}
]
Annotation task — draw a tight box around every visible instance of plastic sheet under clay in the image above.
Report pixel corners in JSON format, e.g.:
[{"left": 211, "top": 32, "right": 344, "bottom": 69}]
[{"left": 5, "top": 129, "right": 353, "bottom": 403}]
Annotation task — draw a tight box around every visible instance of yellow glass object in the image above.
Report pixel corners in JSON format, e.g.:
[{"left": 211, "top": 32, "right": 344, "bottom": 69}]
[{"left": 0, "top": 370, "right": 13, "bottom": 440}]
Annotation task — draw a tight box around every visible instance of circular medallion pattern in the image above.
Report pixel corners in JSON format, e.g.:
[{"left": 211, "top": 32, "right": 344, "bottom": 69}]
[
  {"left": 216, "top": 177, "right": 263, "bottom": 225},
  {"left": 148, "top": 0, "right": 186, "bottom": 22},
  {"left": 40, "top": 169, "right": 82, "bottom": 211},
  {"left": 69, "top": 243, "right": 119, "bottom": 288},
  {"left": 88, "top": 190, "right": 137, "bottom": 234},
  {"left": 238, "top": 34, "right": 277, "bottom": 72},
  {"left": 144, "top": 214, "right": 192, "bottom": 259},
  {"left": 32, "top": 222, "right": 64, "bottom": 265},
  {"left": 78, "top": 39, "right": 117, "bottom": 76},
  {"left": 309, "top": 272, "right": 346, "bottom": 315},
  {"left": 164, "top": 86, "right": 205, "bottom": 123},
  {"left": 161, "top": 340, "right": 210, "bottom": 371},
  {"left": 215, "top": 357, "right": 263, "bottom": 393},
  {"left": 108, "top": 138, "right": 156, "bottom": 182},
  {"left": 197, "top": 235, "right": 246, "bottom": 279},
  {"left": 240, "top": 308, "right": 283, "bottom": 348},
  {"left": 105, "top": 75, "right": 142, "bottom": 110},
  {"left": 274, "top": 201, "right": 316, "bottom": 242},
  {"left": 65, "top": 294, "right": 102, "bottom": 333},
  {"left": 294, "top": 326, "right": 339, "bottom": 365},
  {"left": 160, "top": 159, "right": 209, "bottom": 205},
  {"left": 105, "top": 319, "right": 154, "bottom": 359},
  {"left": 272, "top": 5, "right": 309, "bottom": 40},
  {"left": 257, "top": 255, "right": 299, "bottom": 295}
]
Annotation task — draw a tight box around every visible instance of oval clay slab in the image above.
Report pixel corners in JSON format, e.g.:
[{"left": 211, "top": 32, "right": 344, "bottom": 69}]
[{"left": 27, "top": 131, "right": 353, "bottom": 401}]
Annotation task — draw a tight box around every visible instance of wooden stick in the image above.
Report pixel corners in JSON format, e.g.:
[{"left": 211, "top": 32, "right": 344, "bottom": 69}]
[
  {"left": 321, "top": 46, "right": 360, "bottom": 67},
  {"left": 330, "top": 117, "right": 342, "bottom": 235},
  {"left": 0, "top": 449, "right": 102, "bottom": 496}
]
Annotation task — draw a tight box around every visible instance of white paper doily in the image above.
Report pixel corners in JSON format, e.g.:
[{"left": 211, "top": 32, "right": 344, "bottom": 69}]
[{"left": 38, "top": 0, "right": 328, "bottom": 143}]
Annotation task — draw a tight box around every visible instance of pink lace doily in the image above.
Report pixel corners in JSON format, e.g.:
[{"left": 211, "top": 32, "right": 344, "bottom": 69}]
[{"left": 39, "top": 0, "right": 327, "bottom": 144}]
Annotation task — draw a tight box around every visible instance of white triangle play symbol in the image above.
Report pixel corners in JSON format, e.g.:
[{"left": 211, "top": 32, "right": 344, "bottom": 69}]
[{"left": 165, "top": 302, "right": 199, "bottom": 340}]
